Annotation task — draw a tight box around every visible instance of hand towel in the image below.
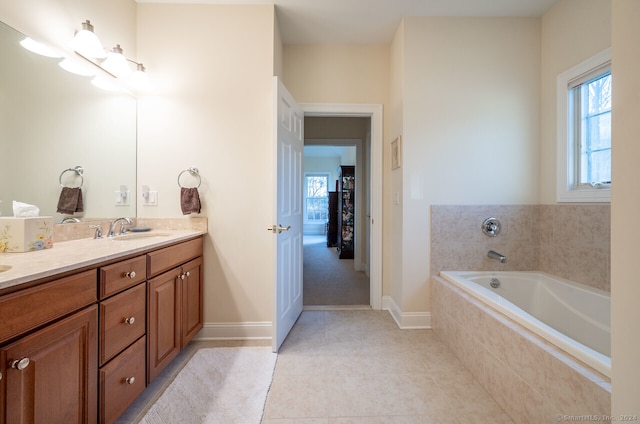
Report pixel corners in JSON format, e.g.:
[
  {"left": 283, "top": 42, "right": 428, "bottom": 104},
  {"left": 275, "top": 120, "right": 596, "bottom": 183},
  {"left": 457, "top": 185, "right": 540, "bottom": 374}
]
[
  {"left": 181, "top": 187, "right": 201, "bottom": 215},
  {"left": 56, "top": 187, "right": 84, "bottom": 214}
]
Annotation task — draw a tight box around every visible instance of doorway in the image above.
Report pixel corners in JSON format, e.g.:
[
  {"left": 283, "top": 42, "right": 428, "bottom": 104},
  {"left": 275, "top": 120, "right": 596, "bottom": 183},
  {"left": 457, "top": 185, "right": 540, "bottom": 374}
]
[
  {"left": 300, "top": 104, "right": 383, "bottom": 310},
  {"left": 303, "top": 132, "right": 368, "bottom": 306}
]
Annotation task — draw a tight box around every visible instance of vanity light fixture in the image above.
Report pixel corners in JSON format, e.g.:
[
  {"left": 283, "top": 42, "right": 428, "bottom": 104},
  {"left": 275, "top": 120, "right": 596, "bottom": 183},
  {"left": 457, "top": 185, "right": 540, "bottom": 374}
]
[
  {"left": 69, "top": 20, "right": 153, "bottom": 91},
  {"left": 69, "top": 20, "right": 106, "bottom": 59},
  {"left": 101, "top": 44, "right": 131, "bottom": 78},
  {"left": 128, "top": 62, "right": 153, "bottom": 91},
  {"left": 19, "top": 37, "right": 61, "bottom": 58}
]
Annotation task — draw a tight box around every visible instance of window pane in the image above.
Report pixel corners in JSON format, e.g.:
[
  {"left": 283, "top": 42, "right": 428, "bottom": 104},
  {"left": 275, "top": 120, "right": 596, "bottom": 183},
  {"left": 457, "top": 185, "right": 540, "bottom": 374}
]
[
  {"left": 306, "top": 197, "right": 328, "bottom": 221},
  {"left": 587, "top": 113, "right": 611, "bottom": 152},
  {"left": 306, "top": 176, "right": 328, "bottom": 197},
  {"left": 588, "top": 74, "right": 611, "bottom": 114},
  {"left": 578, "top": 73, "right": 611, "bottom": 185},
  {"left": 305, "top": 175, "right": 329, "bottom": 221}
]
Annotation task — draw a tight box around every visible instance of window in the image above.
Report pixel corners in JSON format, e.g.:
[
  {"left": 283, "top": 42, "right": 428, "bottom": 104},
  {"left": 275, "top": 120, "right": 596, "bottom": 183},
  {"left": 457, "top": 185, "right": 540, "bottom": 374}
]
[
  {"left": 557, "top": 49, "right": 612, "bottom": 202},
  {"left": 305, "top": 174, "right": 329, "bottom": 221}
]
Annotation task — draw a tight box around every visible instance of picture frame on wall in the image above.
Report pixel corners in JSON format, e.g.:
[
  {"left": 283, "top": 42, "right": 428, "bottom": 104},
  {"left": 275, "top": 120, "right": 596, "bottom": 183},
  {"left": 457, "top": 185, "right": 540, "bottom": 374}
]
[{"left": 391, "top": 135, "right": 401, "bottom": 170}]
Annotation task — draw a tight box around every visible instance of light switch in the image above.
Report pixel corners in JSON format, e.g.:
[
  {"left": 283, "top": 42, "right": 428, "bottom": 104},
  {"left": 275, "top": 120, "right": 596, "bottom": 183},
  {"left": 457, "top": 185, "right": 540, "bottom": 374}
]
[
  {"left": 144, "top": 191, "right": 158, "bottom": 206},
  {"left": 115, "top": 190, "right": 130, "bottom": 206}
]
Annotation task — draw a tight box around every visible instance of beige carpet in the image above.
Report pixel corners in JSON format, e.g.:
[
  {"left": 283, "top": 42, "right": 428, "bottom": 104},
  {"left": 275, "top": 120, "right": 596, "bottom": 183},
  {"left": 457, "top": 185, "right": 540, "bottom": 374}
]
[
  {"left": 303, "top": 236, "right": 370, "bottom": 305},
  {"left": 139, "top": 347, "right": 277, "bottom": 424}
]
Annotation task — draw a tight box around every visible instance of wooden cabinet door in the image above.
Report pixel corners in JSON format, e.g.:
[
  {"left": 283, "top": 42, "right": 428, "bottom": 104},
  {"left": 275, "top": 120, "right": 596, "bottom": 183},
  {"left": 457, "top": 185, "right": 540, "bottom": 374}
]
[
  {"left": 181, "top": 257, "right": 203, "bottom": 349},
  {"left": 1, "top": 306, "right": 98, "bottom": 424},
  {"left": 147, "top": 270, "right": 180, "bottom": 384}
]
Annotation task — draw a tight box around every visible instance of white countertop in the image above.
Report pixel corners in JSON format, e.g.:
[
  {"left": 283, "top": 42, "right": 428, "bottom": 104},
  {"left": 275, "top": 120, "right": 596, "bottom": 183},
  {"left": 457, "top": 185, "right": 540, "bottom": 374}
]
[{"left": 0, "top": 230, "right": 204, "bottom": 292}]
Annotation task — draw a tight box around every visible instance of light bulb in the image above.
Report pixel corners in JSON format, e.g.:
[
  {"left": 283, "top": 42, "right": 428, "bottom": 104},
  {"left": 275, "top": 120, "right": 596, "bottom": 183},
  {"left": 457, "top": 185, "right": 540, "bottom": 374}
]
[
  {"left": 69, "top": 20, "right": 106, "bottom": 59},
  {"left": 101, "top": 44, "right": 131, "bottom": 78},
  {"left": 128, "top": 63, "right": 153, "bottom": 91}
]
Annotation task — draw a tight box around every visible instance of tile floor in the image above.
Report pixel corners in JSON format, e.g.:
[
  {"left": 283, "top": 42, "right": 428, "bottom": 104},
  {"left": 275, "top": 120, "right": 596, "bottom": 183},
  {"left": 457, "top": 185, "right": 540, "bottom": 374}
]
[{"left": 118, "top": 309, "right": 513, "bottom": 423}]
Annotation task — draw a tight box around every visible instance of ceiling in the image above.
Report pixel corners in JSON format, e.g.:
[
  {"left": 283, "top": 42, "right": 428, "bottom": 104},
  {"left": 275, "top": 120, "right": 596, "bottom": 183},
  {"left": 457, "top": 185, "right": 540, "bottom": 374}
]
[
  {"left": 137, "top": 0, "right": 559, "bottom": 44},
  {"left": 304, "top": 145, "right": 355, "bottom": 158}
]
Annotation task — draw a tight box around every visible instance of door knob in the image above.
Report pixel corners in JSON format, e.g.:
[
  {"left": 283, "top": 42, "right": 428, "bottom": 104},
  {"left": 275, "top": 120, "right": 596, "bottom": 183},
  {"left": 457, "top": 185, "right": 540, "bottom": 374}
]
[{"left": 267, "top": 225, "right": 292, "bottom": 234}]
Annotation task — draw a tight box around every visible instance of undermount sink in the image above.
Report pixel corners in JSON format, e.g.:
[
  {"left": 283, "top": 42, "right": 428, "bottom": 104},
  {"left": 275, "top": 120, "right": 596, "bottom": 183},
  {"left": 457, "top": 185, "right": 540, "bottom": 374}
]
[
  {"left": 0, "top": 265, "right": 12, "bottom": 273},
  {"left": 114, "top": 232, "right": 171, "bottom": 240}
]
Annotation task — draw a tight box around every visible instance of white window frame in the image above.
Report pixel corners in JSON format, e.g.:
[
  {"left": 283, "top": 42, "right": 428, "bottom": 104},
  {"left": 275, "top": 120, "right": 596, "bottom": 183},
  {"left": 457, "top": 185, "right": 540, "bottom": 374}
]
[{"left": 556, "top": 48, "right": 612, "bottom": 203}]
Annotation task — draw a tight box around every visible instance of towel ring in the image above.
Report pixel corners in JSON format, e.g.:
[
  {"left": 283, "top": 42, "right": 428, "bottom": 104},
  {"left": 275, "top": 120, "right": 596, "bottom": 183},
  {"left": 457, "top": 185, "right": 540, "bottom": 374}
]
[
  {"left": 59, "top": 166, "right": 84, "bottom": 188},
  {"left": 178, "top": 167, "right": 201, "bottom": 189}
]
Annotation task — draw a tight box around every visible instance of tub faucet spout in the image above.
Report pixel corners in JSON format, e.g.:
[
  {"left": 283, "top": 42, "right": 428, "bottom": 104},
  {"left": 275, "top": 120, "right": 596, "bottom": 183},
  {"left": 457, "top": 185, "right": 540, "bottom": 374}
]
[{"left": 488, "top": 250, "right": 506, "bottom": 263}]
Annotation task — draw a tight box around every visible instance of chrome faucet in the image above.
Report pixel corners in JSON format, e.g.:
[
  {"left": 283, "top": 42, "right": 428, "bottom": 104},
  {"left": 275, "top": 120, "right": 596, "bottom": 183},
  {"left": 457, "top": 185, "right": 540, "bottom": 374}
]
[
  {"left": 89, "top": 224, "right": 103, "bottom": 239},
  {"left": 108, "top": 217, "right": 132, "bottom": 237},
  {"left": 488, "top": 250, "right": 506, "bottom": 263}
]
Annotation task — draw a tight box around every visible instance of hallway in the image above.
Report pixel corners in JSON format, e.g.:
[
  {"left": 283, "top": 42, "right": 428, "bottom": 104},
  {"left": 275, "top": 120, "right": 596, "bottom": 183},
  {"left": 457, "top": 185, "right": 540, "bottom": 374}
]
[{"left": 303, "top": 235, "right": 370, "bottom": 306}]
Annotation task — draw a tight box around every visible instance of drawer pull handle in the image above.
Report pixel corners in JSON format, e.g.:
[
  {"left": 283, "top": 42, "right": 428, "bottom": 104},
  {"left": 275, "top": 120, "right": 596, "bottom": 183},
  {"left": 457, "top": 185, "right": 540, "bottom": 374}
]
[
  {"left": 11, "top": 358, "right": 30, "bottom": 371},
  {"left": 124, "top": 271, "right": 136, "bottom": 279},
  {"left": 124, "top": 317, "right": 136, "bottom": 325},
  {"left": 180, "top": 271, "right": 191, "bottom": 280},
  {"left": 124, "top": 376, "right": 136, "bottom": 385}
]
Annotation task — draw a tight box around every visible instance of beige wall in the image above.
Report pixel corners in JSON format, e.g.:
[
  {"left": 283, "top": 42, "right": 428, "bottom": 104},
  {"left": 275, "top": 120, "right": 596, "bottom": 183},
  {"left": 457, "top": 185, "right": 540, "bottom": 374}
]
[
  {"left": 611, "top": 0, "right": 640, "bottom": 416},
  {"left": 136, "top": 4, "right": 278, "bottom": 331},
  {"left": 539, "top": 0, "right": 612, "bottom": 204},
  {"left": 396, "top": 17, "right": 541, "bottom": 314},
  {"left": 389, "top": 21, "right": 405, "bottom": 306}
]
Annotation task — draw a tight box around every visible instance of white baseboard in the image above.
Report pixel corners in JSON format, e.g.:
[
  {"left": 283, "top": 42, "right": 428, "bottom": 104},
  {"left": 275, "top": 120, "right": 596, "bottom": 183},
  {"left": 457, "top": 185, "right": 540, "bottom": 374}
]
[
  {"left": 194, "top": 321, "right": 272, "bottom": 340},
  {"left": 382, "top": 296, "right": 431, "bottom": 329},
  {"left": 193, "top": 302, "right": 430, "bottom": 341}
]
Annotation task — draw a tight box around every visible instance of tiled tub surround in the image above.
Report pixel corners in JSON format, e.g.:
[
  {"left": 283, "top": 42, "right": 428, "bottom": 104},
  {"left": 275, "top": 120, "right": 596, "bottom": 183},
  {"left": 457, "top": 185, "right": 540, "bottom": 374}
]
[
  {"left": 432, "top": 276, "right": 611, "bottom": 423},
  {"left": 430, "top": 204, "right": 611, "bottom": 422},
  {"left": 430, "top": 204, "right": 610, "bottom": 291}
]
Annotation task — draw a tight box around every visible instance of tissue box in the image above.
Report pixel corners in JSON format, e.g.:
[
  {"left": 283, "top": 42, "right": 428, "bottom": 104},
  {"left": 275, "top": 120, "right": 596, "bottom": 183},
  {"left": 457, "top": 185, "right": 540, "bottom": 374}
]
[{"left": 0, "top": 217, "right": 54, "bottom": 252}]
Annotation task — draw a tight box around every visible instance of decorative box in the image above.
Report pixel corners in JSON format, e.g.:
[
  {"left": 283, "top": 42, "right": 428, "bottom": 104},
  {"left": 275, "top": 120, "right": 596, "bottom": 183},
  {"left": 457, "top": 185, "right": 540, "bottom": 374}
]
[{"left": 0, "top": 217, "right": 54, "bottom": 252}]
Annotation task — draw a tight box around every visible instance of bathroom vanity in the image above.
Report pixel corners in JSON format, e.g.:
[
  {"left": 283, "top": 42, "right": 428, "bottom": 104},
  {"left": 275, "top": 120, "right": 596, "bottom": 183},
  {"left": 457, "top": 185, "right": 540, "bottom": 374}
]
[{"left": 0, "top": 231, "right": 204, "bottom": 424}]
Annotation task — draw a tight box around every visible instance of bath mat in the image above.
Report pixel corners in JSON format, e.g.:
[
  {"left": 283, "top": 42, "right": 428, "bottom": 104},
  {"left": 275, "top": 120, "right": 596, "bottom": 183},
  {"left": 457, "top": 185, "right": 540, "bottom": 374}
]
[{"left": 139, "top": 347, "right": 277, "bottom": 424}]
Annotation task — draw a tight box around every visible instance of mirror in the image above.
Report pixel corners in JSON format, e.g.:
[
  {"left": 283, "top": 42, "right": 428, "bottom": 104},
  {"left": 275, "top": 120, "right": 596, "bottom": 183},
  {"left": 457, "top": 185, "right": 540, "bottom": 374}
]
[{"left": 0, "top": 20, "right": 136, "bottom": 221}]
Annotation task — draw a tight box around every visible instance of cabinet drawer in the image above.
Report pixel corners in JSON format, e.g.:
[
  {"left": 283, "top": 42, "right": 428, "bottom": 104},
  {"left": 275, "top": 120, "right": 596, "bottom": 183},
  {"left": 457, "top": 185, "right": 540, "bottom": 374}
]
[
  {"left": 99, "top": 283, "right": 146, "bottom": 365},
  {"left": 99, "top": 336, "right": 146, "bottom": 424},
  {"left": 99, "top": 256, "right": 146, "bottom": 298},
  {"left": 0, "top": 269, "right": 97, "bottom": 344},
  {"left": 147, "top": 237, "right": 203, "bottom": 277}
]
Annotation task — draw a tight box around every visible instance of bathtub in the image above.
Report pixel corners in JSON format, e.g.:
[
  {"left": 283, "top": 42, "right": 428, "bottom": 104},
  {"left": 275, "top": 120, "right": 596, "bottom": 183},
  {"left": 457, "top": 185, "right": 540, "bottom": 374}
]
[{"left": 439, "top": 271, "right": 611, "bottom": 377}]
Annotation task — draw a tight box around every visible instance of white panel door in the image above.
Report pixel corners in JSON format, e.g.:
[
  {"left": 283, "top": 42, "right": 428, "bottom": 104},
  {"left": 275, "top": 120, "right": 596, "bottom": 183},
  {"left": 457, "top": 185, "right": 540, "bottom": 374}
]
[{"left": 272, "top": 77, "right": 303, "bottom": 352}]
